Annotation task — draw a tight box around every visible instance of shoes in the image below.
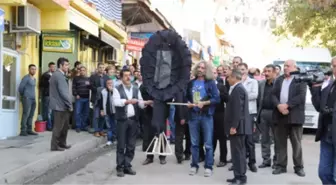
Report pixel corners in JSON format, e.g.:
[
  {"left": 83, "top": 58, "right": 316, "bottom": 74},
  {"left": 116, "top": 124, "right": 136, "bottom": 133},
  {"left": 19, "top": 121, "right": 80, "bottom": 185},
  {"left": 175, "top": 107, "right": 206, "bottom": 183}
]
[
  {"left": 27, "top": 131, "right": 38, "bottom": 135},
  {"left": 248, "top": 164, "right": 257, "bottom": 172},
  {"left": 160, "top": 158, "right": 167, "bottom": 165},
  {"left": 94, "top": 132, "right": 100, "bottom": 137},
  {"left": 20, "top": 132, "right": 28, "bottom": 136},
  {"left": 100, "top": 132, "right": 107, "bottom": 136},
  {"left": 177, "top": 158, "right": 183, "bottom": 164},
  {"left": 142, "top": 158, "right": 153, "bottom": 165},
  {"left": 51, "top": 147, "right": 65, "bottom": 151},
  {"left": 189, "top": 167, "right": 198, "bottom": 176},
  {"left": 184, "top": 155, "right": 191, "bottom": 161},
  {"left": 59, "top": 145, "right": 71, "bottom": 149},
  {"left": 229, "top": 179, "right": 246, "bottom": 185},
  {"left": 259, "top": 163, "right": 271, "bottom": 168},
  {"left": 204, "top": 168, "right": 212, "bottom": 177},
  {"left": 124, "top": 168, "right": 136, "bottom": 175},
  {"left": 227, "top": 178, "right": 236, "bottom": 183},
  {"left": 217, "top": 161, "right": 227, "bottom": 167},
  {"left": 76, "top": 128, "right": 81, "bottom": 133},
  {"left": 117, "top": 169, "right": 124, "bottom": 177},
  {"left": 295, "top": 169, "right": 306, "bottom": 177},
  {"left": 272, "top": 168, "right": 287, "bottom": 175},
  {"left": 228, "top": 166, "right": 233, "bottom": 171}
]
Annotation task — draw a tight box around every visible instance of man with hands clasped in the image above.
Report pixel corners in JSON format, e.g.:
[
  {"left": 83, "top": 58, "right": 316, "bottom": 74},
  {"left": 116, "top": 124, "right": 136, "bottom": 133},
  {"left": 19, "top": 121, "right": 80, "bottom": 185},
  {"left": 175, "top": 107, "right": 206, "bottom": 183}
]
[
  {"left": 271, "top": 59, "right": 306, "bottom": 177},
  {"left": 225, "top": 69, "right": 251, "bottom": 185}
]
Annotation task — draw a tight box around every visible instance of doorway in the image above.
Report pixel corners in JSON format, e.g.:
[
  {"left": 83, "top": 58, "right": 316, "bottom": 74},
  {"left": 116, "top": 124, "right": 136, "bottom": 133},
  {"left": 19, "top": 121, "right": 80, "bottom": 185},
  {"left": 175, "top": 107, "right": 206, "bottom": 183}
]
[{"left": 0, "top": 48, "right": 21, "bottom": 138}]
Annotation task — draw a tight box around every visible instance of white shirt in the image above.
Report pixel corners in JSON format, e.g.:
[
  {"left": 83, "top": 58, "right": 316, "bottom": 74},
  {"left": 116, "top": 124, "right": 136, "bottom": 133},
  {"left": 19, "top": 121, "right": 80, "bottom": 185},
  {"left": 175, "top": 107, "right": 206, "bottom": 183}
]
[
  {"left": 229, "top": 82, "right": 240, "bottom": 95},
  {"left": 322, "top": 78, "right": 331, "bottom": 90},
  {"left": 112, "top": 84, "right": 145, "bottom": 118},
  {"left": 280, "top": 76, "right": 294, "bottom": 104}
]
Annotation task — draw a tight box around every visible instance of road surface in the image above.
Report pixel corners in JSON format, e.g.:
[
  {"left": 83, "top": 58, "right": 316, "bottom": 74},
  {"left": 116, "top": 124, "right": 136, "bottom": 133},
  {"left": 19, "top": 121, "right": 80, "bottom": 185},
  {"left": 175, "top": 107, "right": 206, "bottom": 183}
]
[{"left": 54, "top": 134, "right": 320, "bottom": 184}]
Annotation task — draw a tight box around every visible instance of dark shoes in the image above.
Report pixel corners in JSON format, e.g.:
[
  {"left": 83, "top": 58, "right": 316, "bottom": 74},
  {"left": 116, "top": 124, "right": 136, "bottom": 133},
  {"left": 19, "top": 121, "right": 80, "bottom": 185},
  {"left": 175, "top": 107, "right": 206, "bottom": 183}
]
[
  {"left": 160, "top": 158, "right": 167, "bottom": 165},
  {"left": 272, "top": 168, "right": 287, "bottom": 175},
  {"left": 295, "top": 169, "right": 306, "bottom": 177},
  {"left": 20, "top": 131, "right": 38, "bottom": 136},
  {"left": 259, "top": 163, "right": 271, "bottom": 168},
  {"left": 217, "top": 161, "right": 227, "bottom": 167},
  {"left": 248, "top": 164, "right": 257, "bottom": 172},
  {"left": 142, "top": 158, "right": 153, "bottom": 165},
  {"left": 227, "top": 178, "right": 246, "bottom": 185},
  {"left": 51, "top": 145, "right": 71, "bottom": 152},
  {"left": 117, "top": 168, "right": 136, "bottom": 177},
  {"left": 60, "top": 145, "right": 71, "bottom": 149}
]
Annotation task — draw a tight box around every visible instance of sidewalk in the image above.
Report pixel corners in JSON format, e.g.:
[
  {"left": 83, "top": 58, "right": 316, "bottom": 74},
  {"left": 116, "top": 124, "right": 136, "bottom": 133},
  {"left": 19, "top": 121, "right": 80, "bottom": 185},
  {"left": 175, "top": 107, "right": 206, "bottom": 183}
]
[{"left": 0, "top": 131, "right": 106, "bottom": 184}]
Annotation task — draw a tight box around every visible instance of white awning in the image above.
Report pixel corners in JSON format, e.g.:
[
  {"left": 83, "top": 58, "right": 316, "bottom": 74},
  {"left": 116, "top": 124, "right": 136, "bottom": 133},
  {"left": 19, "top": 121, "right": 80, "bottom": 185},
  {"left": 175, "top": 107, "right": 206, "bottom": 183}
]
[
  {"left": 68, "top": 7, "right": 99, "bottom": 37},
  {"left": 100, "top": 30, "right": 121, "bottom": 50}
]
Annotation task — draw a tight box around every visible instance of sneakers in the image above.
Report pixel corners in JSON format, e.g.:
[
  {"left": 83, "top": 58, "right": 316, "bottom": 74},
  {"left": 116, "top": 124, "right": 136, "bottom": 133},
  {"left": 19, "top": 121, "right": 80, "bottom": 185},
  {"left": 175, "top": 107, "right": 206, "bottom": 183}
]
[
  {"left": 204, "top": 168, "right": 212, "bottom": 177},
  {"left": 189, "top": 167, "right": 212, "bottom": 177},
  {"left": 189, "top": 167, "right": 198, "bottom": 176},
  {"left": 106, "top": 141, "right": 112, "bottom": 146}
]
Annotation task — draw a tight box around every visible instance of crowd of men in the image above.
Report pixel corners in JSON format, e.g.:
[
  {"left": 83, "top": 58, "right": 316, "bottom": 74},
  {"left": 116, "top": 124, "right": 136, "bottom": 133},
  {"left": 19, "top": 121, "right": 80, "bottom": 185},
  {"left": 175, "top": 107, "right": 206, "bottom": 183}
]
[{"left": 18, "top": 55, "right": 336, "bottom": 185}]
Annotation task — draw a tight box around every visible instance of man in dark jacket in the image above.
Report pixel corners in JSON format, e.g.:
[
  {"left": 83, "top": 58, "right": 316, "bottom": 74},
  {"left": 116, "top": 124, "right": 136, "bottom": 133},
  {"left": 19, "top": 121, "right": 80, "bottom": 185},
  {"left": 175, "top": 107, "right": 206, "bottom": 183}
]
[
  {"left": 174, "top": 90, "right": 191, "bottom": 163},
  {"left": 272, "top": 59, "right": 306, "bottom": 177},
  {"left": 225, "top": 69, "right": 251, "bottom": 185},
  {"left": 72, "top": 66, "right": 91, "bottom": 132},
  {"left": 213, "top": 69, "right": 229, "bottom": 167},
  {"left": 90, "top": 63, "right": 109, "bottom": 136},
  {"left": 310, "top": 57, "right": 336, "bottom": 184},
  {"left": 40, "top": 62, "right": 56, "bottom": 130}
]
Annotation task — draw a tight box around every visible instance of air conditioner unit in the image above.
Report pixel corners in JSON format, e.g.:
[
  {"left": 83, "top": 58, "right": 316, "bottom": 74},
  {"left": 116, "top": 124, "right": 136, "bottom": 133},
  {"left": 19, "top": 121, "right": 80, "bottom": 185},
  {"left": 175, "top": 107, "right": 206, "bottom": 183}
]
[
  {"left": 106, "top": 48, "right": 117, "bottom": 62},
  {"left": 10, "top": 3, "right": 41, "bottom": 34}
]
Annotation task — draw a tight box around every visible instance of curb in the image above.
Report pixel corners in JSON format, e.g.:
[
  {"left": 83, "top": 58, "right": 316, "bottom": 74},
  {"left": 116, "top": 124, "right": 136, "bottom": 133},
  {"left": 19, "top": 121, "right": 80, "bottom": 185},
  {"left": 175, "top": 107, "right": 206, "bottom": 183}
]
[{"left": 0, "top": 137, "right": 105, "bottom": 184}]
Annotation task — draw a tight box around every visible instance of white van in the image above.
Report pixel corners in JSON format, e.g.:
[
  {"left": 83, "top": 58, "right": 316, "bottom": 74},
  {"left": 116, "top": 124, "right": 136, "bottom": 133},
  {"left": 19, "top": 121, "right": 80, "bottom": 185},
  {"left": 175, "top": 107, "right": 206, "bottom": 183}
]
[{"left": 272, "top": 48, "right": 332, "bottom": 129}]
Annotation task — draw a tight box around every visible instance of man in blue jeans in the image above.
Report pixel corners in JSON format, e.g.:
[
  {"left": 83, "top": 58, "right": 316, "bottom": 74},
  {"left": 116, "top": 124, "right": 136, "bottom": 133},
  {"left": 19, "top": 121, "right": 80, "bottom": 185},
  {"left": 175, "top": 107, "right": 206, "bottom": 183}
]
[{"left": 186, "top": 61, "right": 220, "bottom": 177}]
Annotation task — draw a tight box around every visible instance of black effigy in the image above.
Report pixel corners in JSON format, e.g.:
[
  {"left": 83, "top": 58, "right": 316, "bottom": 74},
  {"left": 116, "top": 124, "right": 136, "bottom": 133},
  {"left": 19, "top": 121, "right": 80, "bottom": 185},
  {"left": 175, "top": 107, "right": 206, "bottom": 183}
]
[{"left": 140, "top": 29, "right": 192, "bottom": 135}]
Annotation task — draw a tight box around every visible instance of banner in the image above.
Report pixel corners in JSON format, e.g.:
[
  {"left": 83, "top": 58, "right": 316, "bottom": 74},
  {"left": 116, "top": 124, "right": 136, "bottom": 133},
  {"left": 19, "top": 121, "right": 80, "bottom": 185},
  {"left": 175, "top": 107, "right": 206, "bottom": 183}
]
[
  {"left": 43, "top": 36, "right": 74, "bottom": 53},
  {"left": 126, "top": 32, "right": 153, "bottom": 52}
]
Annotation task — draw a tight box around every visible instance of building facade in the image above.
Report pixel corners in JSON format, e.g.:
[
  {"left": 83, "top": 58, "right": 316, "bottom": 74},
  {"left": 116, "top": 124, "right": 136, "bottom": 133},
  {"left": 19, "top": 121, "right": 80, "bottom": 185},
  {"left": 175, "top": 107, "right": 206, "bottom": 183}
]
[{"left": 0, "top": 0, "right": 127, "bottom": 139}]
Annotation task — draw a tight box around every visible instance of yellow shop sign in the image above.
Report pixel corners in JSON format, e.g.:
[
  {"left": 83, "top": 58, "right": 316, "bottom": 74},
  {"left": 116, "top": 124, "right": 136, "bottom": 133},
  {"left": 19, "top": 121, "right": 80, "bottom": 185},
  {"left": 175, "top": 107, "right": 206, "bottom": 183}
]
[{"left": 43, "top": 36, "right": 74, "bottom": 53}]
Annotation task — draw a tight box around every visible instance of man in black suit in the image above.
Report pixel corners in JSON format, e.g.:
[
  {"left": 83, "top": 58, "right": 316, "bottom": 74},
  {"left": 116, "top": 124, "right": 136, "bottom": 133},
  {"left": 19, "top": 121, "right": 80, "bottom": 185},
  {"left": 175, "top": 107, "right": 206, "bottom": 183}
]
[
  {"left": 225, "top": 69, "right": 251, "bottom": 185},
  {"left": 272, "top": 59, "right": 306, "bottom": 177}
]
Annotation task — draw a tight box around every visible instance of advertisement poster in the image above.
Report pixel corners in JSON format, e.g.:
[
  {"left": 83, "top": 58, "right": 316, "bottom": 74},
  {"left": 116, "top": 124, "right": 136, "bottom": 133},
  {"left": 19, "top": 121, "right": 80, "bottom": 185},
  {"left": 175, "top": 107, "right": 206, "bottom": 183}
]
[
  {"left": 126, "top": 32, "right": 153, "bottom": 52},
  {"left": 43, "top": 36, "right": 74, "bottom": 53}
]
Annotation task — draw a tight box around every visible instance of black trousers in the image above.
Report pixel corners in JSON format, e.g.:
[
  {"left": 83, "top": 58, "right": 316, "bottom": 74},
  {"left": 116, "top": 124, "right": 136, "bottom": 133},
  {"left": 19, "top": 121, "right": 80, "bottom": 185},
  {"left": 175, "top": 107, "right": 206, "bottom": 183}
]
[
  {"left": 142, "top": 110, "right": 151, "bottom": 152},
  {"left": 274, "top": 120, "right": 304, "bottom": 170},
  {"left": 51, "top": 110, "right": 70, "bottom": 149},
  {"left": 246, "top": 114, "right": 256, "bottom": 165},
  {"left": 230, "top": 135, "right": 247, "bottom": 181},
  {"left": 116, "top": 118, "right": 138, "bottom": 170},
  {"left": 175, "top": 121, "right": 191, "bottom": 160},
  {"left": 213, "top": 112, "right": 228, "bottom": 162},
  {"left": 260, "top": 109, "right": 277, "bottom": 165}
]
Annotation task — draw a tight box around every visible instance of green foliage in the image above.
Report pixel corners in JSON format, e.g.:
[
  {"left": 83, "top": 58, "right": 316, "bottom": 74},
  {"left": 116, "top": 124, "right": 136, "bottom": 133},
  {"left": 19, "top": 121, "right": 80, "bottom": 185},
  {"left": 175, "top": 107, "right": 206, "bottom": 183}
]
[{"left": 273, "top": 0, "right": 336, "bottom": 56}]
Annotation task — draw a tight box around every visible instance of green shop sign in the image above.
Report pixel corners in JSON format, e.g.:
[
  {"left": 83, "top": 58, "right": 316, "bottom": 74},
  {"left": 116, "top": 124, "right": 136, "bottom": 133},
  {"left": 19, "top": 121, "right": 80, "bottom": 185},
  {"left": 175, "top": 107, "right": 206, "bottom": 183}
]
[{"left": 43, "top": 36, "right": 74, "bottom": 53}]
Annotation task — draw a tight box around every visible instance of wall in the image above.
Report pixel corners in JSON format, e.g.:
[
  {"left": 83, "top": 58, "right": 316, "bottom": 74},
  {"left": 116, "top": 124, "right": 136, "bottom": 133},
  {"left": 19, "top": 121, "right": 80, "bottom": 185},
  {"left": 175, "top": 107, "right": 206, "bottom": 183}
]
[
  {"left": 41, "top": 31, "right": 78, "bottom": 72},
  {"left": 18, "top": 35, "right": 40, "bottom": 133}
]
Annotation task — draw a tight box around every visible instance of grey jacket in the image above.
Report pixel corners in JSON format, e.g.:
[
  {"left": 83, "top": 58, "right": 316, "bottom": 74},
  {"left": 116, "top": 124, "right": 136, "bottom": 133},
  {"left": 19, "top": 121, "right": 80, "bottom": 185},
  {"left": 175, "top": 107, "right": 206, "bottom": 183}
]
[
  {"left": 242, "top": 77, "right": 259, "bottom": 114},
  {"left": 49, "top": 69, "right": 72, "bottom": 111}
]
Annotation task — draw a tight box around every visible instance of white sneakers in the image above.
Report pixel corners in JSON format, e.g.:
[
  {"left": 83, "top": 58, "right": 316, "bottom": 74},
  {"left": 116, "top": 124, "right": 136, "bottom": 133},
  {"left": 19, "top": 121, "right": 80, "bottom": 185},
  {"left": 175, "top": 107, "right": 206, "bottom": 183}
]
[{"left": 189, "top": 167, "right": 212, "bottom": 177}]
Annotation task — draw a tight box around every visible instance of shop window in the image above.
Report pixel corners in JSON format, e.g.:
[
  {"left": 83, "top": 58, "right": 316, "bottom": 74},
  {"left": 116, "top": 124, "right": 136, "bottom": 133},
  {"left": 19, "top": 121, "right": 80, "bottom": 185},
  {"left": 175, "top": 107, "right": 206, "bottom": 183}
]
[
  {"left": 2, "top": 54, "right": 17, "bottom": 110},
  {"left": 106, "top": 48, "right": 117, "bottom": 62}
]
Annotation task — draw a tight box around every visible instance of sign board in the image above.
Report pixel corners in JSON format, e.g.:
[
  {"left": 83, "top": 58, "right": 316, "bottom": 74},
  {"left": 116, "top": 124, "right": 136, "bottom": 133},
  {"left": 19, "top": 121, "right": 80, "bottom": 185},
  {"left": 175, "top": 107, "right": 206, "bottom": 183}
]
[
  {"left": 43, "top": 36, "right": 74, "bottom": 53},
  {"left": 126, "top": 32, "right": 153, "bottom": 52},
  {"left": 0, "top": 9, "right": 4, "bottom": 32},
  {"left": 126, "top": 38, "right": 147, "bottom": 52}
]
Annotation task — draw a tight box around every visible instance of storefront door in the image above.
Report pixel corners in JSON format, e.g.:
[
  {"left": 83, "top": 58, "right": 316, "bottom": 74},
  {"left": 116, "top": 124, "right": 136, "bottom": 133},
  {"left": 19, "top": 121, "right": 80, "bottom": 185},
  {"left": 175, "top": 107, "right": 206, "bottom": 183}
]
[{"left": 0, "top": 48, "right": 20, "bottom": 138}]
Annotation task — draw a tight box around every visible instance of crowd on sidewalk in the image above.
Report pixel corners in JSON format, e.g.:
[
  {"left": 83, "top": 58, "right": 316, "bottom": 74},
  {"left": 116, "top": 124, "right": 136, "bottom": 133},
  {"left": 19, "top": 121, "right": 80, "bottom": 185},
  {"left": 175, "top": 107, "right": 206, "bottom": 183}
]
[{"left": 17, "top": 54, "right": 335, "bottom": 185}]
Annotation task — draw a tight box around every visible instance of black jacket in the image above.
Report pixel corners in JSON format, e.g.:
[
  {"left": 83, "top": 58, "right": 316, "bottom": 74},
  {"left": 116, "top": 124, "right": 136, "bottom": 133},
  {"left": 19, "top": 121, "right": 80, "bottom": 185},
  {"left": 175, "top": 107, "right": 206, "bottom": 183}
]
[
  {"left": 40, "top": 71, "right": 52, "bottom": 97},
  {"left": 224, "top": 83, "right": 251, "bottom": 135},
  {"left": 90, "top": 74, "right": 109, "bottom": 103},
  {"left": 272, "top": 75, "right": 307, "bottom": 124},
  {"left": 311, "top": 82, "right": 336, "bottom": 143},
  {"left": 215, "top": 80, "right": 229, "bottom": 114},
  {"left": 72, "top": 76, "right": 91, "bottom": 99}
]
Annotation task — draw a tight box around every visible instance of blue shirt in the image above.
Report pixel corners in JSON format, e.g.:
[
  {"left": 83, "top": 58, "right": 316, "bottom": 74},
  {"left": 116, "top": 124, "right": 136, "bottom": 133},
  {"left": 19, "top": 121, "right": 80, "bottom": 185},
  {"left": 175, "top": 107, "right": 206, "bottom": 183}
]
[{"left": 192, "top": 80, "right": 206, "bottom": 112}]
